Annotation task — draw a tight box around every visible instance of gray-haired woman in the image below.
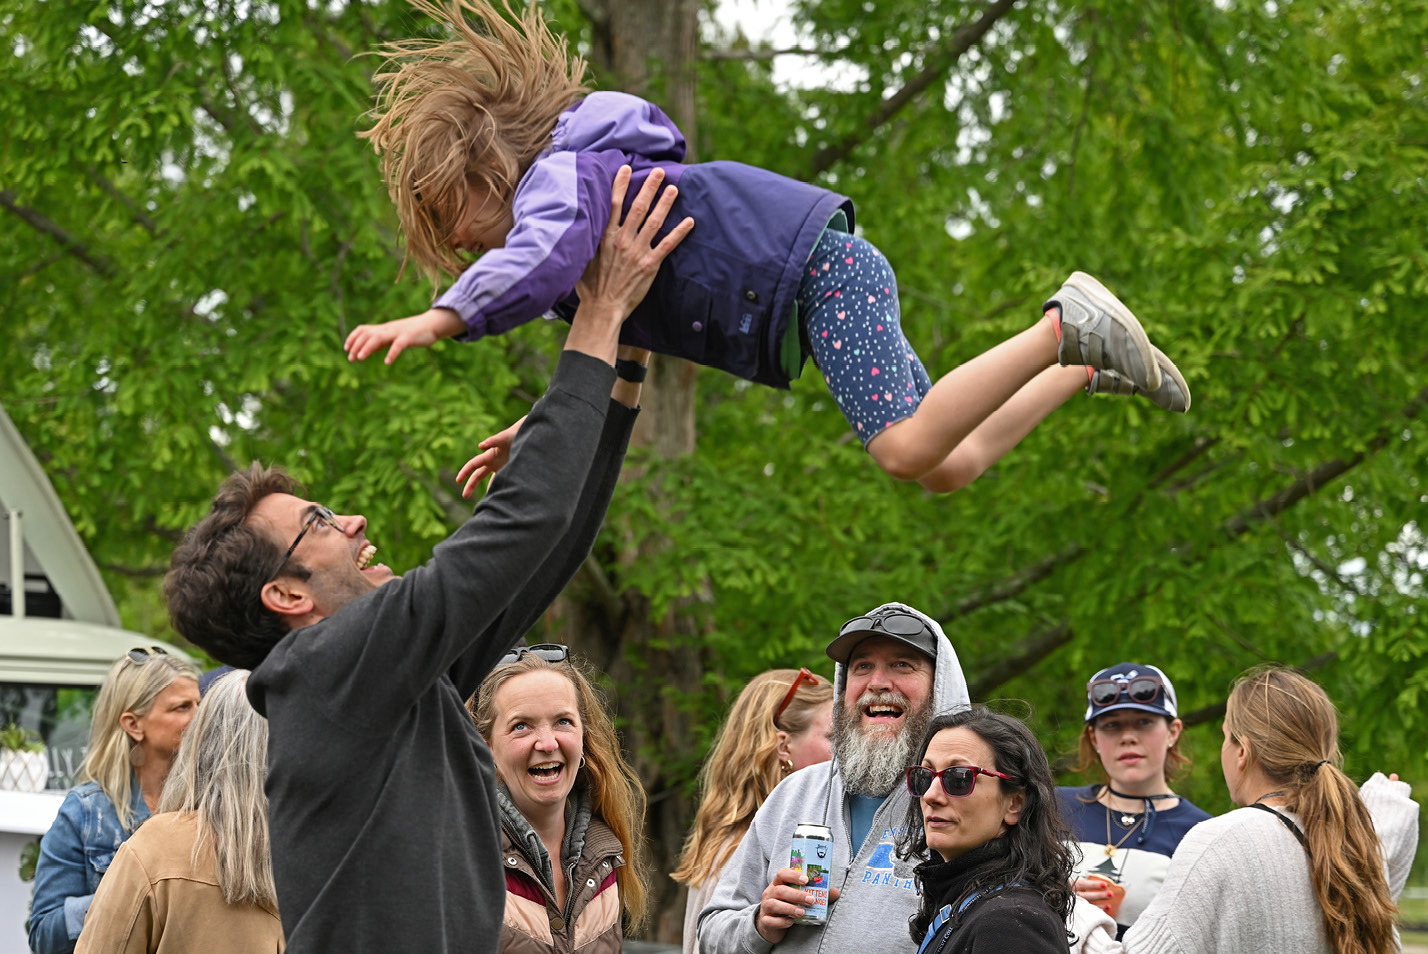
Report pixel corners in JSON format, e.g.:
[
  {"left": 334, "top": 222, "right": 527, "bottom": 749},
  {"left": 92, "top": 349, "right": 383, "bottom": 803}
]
[
  {"left": 75, "top": 671, "right": 283, "bottom": 954},
  {"left": 29, "top": 648, "right": 201, "bottom": 954}
]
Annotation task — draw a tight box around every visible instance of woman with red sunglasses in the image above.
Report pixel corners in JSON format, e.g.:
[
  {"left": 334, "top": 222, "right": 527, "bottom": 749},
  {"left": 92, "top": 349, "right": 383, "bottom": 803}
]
[
  {"left": 1056, "top": 663, "right": 1210, "bottom": 939},
  {"left": 896, "top": 706, "right": 1076, "bottom": 953}
]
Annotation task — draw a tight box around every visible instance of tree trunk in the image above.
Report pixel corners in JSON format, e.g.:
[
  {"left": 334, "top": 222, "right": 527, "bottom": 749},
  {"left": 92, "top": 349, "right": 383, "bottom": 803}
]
[{"left": 563, "top": 0, "right": 707, "bottom": 940}]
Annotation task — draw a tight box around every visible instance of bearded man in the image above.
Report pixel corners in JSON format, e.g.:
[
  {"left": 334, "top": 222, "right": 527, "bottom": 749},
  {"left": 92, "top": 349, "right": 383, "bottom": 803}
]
[{"left": 695, "top": 603, "right": 970, "bottom": 953}]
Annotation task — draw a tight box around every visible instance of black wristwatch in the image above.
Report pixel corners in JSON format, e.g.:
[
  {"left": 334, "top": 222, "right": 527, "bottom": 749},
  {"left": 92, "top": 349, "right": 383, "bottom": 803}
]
[{"left": 615, "top": 358, "right": 648, "bottom": 383}]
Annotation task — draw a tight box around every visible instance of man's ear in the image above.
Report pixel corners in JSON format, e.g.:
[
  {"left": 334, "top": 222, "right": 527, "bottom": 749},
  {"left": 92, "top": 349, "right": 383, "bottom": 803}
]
[{"left": 261, "top": 577, "right": 315, "bottom": 620}]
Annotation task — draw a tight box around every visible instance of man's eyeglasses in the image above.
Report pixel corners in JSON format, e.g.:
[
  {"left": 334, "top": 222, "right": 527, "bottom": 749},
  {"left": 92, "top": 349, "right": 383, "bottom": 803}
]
[
  {"left": 905, "top": 764, "right": 1014, "bottom": 799},
  {"left": 838, "top": 612, "right": 930, "bottom": 641},
  {"left": 274, "top": 505, "right": 343, "bottom": 576},
  {"left": 1088, "top": 674, "right": 1163, "bottom": 709},
  {"left": 125, "top": 645, "right": 170, "bottom": 665},
  {"left": 498, "top": 643, "right": 570, "bottom": 667},
  {"left": 772, "top": 668, "right": 820, "bottom": 726}
]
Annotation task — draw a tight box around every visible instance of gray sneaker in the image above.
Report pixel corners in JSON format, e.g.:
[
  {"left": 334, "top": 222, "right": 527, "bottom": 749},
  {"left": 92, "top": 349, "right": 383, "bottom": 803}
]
[
  {"left": 1046, "top": 272, "right": 1161, "bottom": 392},
  {"left": 1087, "top": 345, "right": 1191, "bottom": 412}
]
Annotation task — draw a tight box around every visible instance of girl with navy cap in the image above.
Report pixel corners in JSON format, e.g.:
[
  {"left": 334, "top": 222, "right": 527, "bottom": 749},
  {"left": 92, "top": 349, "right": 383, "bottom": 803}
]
[{"left": 1055, "top": 663, "right": 1210, "bottom": 939}]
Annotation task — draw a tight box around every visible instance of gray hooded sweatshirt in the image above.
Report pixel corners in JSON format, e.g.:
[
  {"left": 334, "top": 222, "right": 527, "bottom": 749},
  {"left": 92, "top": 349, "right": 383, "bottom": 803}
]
[{"left": 696, "top": 602, "right": 971, "bottom": 954}]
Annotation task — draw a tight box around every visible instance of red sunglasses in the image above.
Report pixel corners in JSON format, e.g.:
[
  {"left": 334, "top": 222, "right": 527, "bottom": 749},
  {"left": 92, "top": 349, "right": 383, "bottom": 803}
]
[{"left": 773, "top": 668, "right": 821, "bottom": 725}]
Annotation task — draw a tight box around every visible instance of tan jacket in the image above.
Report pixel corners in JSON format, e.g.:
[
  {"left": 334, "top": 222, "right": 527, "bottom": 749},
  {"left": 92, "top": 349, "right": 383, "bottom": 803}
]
[
  {"left": 500, "top": 812, "right": 625, "bottom": 954},
  {"left": 74, "top": 812, "right": 284, "bottom": 954}
]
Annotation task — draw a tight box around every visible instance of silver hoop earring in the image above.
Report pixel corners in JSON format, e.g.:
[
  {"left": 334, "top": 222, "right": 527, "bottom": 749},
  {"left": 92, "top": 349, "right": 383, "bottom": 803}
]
[{"left": 578, "top": 756, "right": 586, "bottom": 769}]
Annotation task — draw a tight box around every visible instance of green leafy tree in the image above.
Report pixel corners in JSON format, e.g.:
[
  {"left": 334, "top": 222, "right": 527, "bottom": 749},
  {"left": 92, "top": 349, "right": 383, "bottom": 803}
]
[{"left": 2, "top": 0, "right": 1424, "bottom": 936}]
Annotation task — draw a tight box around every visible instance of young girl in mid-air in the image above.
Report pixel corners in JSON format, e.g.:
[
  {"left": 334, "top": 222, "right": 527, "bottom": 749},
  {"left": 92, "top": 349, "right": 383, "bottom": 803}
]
[{"left": 345, "top": 0, "right": 1191, "bottom": 495}]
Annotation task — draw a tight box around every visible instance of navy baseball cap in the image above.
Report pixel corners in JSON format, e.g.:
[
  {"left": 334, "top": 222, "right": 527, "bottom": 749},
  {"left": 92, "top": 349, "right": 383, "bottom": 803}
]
[{"left": 1083, "top": 662, "right": 1178, "bottom": 722}]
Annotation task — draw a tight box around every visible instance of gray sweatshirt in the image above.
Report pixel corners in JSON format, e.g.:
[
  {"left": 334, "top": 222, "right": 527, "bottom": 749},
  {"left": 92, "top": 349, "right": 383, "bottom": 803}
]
[{"left": 696, "top": 602, "right": 971, "bottom": 954}]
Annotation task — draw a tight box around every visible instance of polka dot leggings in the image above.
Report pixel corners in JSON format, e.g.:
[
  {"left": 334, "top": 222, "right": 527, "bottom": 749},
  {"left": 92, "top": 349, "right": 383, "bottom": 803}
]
[{"left": 799, "top": 231, "right": 931, "bottom": 446}]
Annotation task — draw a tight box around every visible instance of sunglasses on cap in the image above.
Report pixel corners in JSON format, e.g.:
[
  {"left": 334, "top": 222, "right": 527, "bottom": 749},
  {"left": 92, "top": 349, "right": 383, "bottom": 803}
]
[
  {"left": 125, "top": 645, "right": 170, "bottom": 665},
  {"left": 772, "top": 668, "right": 820, "bottom": 726},
  {"left": 1088, "top": 674, "right": 1164, "bottom": 708},
  {"left": 905, "top": 764, "right": 1013, "bottom": 799},
  {"left": 497, "top": 643, "right": 569, "bottom": 667},
  {"left": 838, "top": 612, "right": 930, "bottom": 641}
]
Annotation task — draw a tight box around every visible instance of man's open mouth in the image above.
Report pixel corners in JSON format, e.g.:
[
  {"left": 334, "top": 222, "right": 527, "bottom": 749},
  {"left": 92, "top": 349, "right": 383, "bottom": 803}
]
[
  {"left": 356, "top": 543, "right": 377, "bottom": 570},
  {"left": 863, "top": 703, "right": 905, "bottom": 721}
]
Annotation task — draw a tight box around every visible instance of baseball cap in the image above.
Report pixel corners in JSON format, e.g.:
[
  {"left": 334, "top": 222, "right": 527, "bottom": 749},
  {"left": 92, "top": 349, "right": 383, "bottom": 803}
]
[
  {"left": 1083, "top": 662, "right": 1178, "bottom": 722},
  {"left": 825, "top": 607, "right": 939, "bottom": 664}
]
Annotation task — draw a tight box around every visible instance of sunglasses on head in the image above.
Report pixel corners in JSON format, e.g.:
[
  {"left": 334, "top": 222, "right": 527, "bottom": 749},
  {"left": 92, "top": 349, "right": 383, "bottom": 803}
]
[
  {"left": 772, "top": 668, "right": 820, "bottom": 726},
  {"left": 905, "top": 764, "right": 1013, "bottom": 798},
  {"left": 1088, "top": 674, "right": 1163, "bottom": 709},
  {"left": 125, "top": 645, "right": 170, "bottom": 665},
  {"left": 497, "top": 643, "right": 570, "bottom": 667},
  {"left": 838, "top": 612, "right": 929, "bottom": 641}
]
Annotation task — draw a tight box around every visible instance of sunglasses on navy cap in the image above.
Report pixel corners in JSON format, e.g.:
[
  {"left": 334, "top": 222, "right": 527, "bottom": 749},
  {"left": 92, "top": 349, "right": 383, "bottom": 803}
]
[{"left": 1088, "top": 673, "right": 1164, "bottom": 708}]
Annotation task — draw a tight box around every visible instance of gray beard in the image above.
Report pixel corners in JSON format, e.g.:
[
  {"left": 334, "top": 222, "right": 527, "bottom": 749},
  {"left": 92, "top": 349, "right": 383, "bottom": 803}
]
[{"left": 834, "top": 690, "right": 934, "bottom": 797}]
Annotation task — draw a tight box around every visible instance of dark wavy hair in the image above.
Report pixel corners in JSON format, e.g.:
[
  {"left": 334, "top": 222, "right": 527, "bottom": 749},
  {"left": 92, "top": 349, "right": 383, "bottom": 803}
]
[
  {"left": 896, "top": 706, "right": 1075, "bottom": 943},
  {"left": 164, "top": 463, "right": 307, "bottom": 669}
]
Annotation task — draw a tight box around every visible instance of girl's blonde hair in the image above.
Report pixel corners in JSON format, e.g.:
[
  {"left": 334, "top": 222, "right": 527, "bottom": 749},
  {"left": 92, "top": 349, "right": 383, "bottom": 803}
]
[
  {"left": 360, "top": 0, "right": 590, "bottom": 286},
  {"left": 470, "top": 653, "right": 648, "bottom": 930},
  {"left": 158, "top": 671, "right": 275, "bottom": 909},
  {"left": 672, "top": 669, "right": 834, "bottom": 887},
  {"left": 1225, "top": 666, "right": 1397, "bottom": 954},
  {"left": 77, "top": 650, "right": 200, "bottom": 832}
]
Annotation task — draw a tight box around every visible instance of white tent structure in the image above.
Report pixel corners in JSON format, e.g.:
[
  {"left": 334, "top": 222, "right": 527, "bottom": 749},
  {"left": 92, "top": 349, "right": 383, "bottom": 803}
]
[{"left": 0, "top": 401, "right": 192, "bottom": 954}]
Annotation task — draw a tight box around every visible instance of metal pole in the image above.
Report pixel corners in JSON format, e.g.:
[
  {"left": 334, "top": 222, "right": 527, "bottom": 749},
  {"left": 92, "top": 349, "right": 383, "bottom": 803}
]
[{"left": 8, "top": 507, "right": 23, "bottom": 618}]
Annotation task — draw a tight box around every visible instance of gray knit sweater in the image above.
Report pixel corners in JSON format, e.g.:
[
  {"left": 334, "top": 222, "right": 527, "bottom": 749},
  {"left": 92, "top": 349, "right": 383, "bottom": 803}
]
[{"left": 1077, "top": 773, "right": 1419, "bottom": 954}]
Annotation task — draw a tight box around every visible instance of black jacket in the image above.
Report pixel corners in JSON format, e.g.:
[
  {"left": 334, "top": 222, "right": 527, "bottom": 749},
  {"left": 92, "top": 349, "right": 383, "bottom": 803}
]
[
  {"left": 914, "top": 840, "right": 1070, "bottom": 954},
  {"left": 248, "top": 352, "right": 635, "bottom": 954}
]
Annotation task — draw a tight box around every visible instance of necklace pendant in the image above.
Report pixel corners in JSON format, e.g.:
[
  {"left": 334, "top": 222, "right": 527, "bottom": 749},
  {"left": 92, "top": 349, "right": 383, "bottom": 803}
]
[
  {"left": 1120, "top": 813, "right": 1138, "bottom": 826},
  {"left": 1104, "top": 844, "right": 1116, "bottom": 858}
]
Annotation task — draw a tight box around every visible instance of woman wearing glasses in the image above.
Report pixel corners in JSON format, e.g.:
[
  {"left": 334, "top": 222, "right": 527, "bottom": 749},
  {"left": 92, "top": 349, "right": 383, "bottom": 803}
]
[
  {"left": 28, "top": 647, "right": 201, "bottom": 954},
  {"left": 897, "top": 707, "right": 1075, "bottom": 953},
  {"left": 75, "top": 671, "right": 282, "bottom": 953},
  {"left": 469, "top": 644, "right": 648, "bottom": 954},
  {"left": 673, "top": 668, "right": 835, "bottom": 954},
  {"left": 1056, "top": 663, "right": 1209, "bottom": 938}
]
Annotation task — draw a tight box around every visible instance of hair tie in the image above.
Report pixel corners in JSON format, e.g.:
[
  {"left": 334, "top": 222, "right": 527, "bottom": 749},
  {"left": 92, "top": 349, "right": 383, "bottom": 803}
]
[{"left": 1314, "top": 760, "right": 1330, "bottom": 771}]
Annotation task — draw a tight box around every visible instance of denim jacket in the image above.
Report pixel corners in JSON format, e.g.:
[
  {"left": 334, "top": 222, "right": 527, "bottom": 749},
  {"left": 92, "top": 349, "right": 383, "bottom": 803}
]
[{"left": 28, "top": 779, "right": 150, "bottom": 954}]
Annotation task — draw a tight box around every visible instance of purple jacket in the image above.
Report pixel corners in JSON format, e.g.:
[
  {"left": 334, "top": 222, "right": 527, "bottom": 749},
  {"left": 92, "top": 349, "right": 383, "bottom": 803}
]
[{"left": 434, "top": 91, "right": 854, "bottom": 388}]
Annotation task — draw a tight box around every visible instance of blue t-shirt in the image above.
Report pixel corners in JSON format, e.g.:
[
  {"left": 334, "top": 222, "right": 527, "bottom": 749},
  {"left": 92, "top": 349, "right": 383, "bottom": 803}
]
[
  {"left": 1057, "top": 784, "right": 1211, "bottom": 935},
  {"left": 848, "top": 794, "right": 884, "bottom": 852}
]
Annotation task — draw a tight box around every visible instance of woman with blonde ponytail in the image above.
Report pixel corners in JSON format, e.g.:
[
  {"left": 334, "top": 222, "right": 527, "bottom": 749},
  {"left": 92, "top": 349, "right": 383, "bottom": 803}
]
[
  {"left": 1120, "top": 666, "right": 1418, "bottom": 954},
  {"left": 672, "top": 669, "right": 834, "bottom": 954}
]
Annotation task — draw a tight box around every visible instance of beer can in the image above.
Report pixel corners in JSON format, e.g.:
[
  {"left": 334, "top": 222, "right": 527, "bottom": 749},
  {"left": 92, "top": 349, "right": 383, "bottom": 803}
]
[{"left": 788, "top": 823, "right": 833, "bottom": 925}]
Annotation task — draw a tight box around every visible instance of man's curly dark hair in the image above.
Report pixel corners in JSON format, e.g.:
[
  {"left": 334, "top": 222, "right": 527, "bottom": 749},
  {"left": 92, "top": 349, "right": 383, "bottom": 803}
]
[{"left": 164, "top": 463, "right": 309, "bottom": 669}]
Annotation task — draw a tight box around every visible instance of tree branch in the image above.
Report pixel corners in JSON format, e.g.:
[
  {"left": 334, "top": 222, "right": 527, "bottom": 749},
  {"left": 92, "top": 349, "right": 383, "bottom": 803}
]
[
  {"left": 84, "top": 166, "right": 159, "bottom": 235},
  {"left": 967, "top": 619, "right": 1072, "bottom": 699},
  {"left": 0, "top": 191, "right": 117, "bottom": 278},
  {"left": 702, "top": 46, "right": 836, "bottom": 62},
  {"left": 947, "top": 542, "right": 1085, "bottom": 620},
  {"left": 806, "top": 0, "right": 1020, "bottom": 178}
]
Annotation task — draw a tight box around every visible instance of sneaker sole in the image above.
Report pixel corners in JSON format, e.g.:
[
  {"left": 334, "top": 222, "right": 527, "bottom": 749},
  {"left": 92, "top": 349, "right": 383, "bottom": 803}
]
[
  {"left": 1063, "top": 271, "right": 1162, "bottom": 392},
  {"left": 1151, "top": 344, "right": 1190, "bottom": 412}
]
